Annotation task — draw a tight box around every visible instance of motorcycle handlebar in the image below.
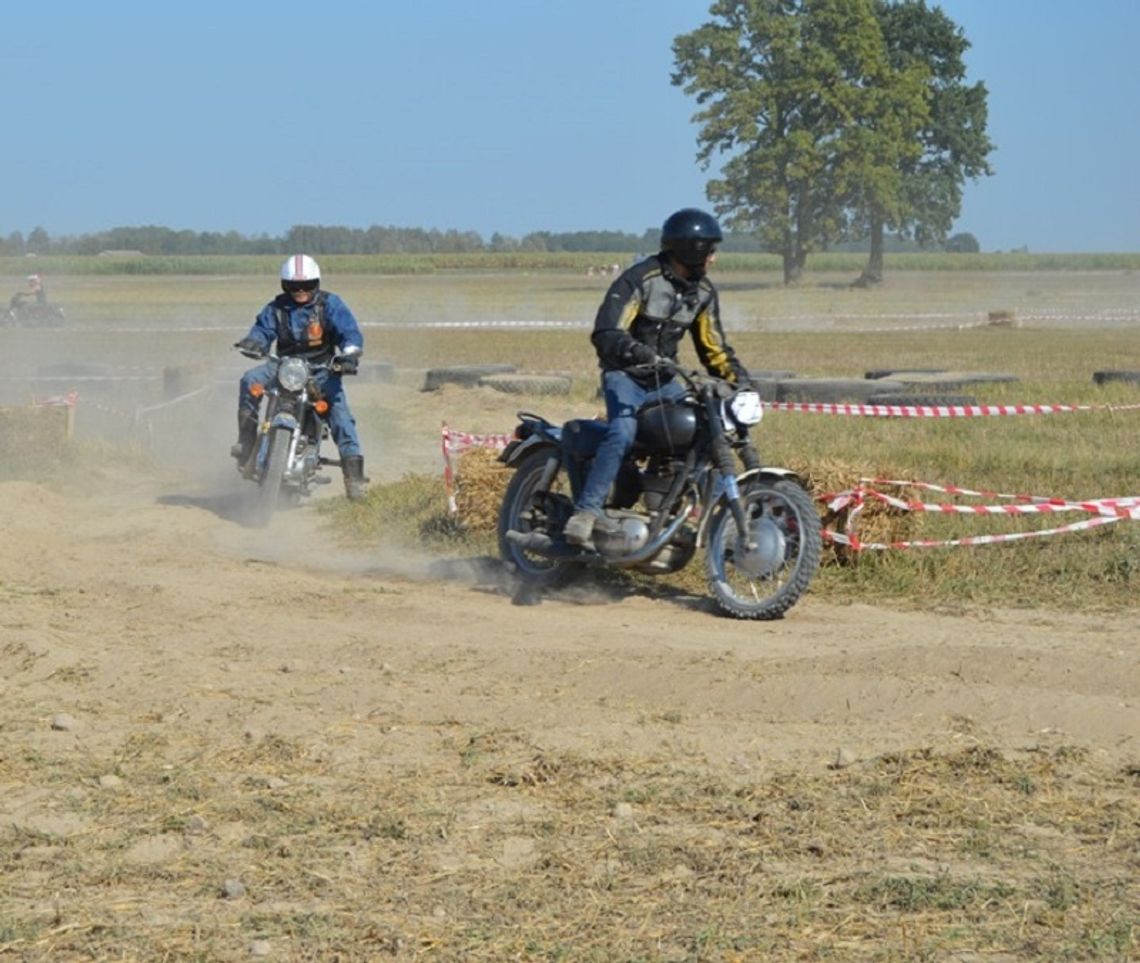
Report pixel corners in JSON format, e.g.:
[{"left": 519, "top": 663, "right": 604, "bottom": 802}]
[
  {"left": 234, "top": 345, "right": 357, "bottom": 375},
  {"left": 627, "top": 361, "right": 749, "bottom": 401}
]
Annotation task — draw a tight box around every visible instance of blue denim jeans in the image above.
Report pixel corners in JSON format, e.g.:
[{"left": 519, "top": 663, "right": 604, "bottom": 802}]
[
  {"left": 239, "top": 362, "right": 362, "bottom": 458},
  {"left": 576, "top": 369, "right": 687, "bottom": 513}
]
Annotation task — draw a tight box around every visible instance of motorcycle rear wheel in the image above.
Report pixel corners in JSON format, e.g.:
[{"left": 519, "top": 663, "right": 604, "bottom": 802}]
[
  {"left": 704, "top": 477, "right": 821, "bottom": 620},
  {"left": 252, "top": 427, "right": 290, "bottom": 527},
  {"left": 497, "top": 448, "right": 573, "bottom": 587}
]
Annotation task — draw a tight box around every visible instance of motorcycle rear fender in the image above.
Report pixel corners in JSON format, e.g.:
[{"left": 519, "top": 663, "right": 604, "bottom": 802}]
[
  {"left": 499, "top": 434, "right": 560, "bottom": 467},
  {"left": 695, "top": 466, "right": 805, "bottom": 547}
]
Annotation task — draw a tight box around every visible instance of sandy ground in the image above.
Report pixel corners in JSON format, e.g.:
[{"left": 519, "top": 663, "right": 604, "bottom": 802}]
[
  {"left": 2, "top": 291, "right": 1138, "bottom": 959},
  {"left": 2, "top": 457, "right": 1136, "bottom": 781},
  {"left": 2, "top": 296, "right": 1137, "bottom": 782}
]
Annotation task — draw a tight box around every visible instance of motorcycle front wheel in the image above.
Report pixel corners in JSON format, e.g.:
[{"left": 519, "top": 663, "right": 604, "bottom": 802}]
[
  {"left": 496, "top": 447, "right": 574, "bottom": 587},
  {"left": 252, "top": 427, "right": 290, "bottom": 527},
  {"left": 704, "top": 477, "right": 822, "bottom": 620}
]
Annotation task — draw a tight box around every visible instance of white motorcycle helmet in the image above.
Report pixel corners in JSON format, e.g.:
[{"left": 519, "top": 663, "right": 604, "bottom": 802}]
[{"left": 280, "top": 254, "right": 321, "bottom": 296}]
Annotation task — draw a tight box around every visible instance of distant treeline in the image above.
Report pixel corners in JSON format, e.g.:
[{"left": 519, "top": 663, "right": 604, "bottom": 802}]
[
  {"left": 6, "top": 251, "right": 1140, "bottom": 278},
  {"left": 0, "top": 223, "right": 979, "bottom": 258}
]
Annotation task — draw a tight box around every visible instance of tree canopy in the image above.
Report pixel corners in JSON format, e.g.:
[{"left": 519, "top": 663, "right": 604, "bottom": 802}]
[{"left": 672, "top": 0, "right": 992, "bottom": 284}]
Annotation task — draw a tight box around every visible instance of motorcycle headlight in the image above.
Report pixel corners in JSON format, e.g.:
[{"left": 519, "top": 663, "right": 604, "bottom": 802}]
[
  {"left": 276, "top": 357, "right": 309, "bottom": 392},
  {"left": 727, "top": 389, "right": 763, "bottom": 427}
]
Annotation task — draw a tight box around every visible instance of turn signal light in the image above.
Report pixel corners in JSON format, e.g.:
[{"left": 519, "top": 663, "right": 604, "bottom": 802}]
[
  {"left": 314, "top": 400, "right": 329, "bottom": 414},
  {"left": 250, "top": 383, "right": 266, "bottom": 398}
]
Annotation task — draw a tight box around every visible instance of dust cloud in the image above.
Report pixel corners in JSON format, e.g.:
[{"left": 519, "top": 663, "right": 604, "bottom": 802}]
[{"left": 2, "top": 311, "right": 479, "bottom": 586}]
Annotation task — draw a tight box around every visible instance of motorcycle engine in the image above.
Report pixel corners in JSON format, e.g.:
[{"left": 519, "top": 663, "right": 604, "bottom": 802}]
[
  {"left": 639, "top": 469, "right": 675, "bottom": 510},
  {"left": 301, "top": 445, "right": 320, "bottom": 477},
  {"left": 593, "top": 515, "right": 651, "bottom": 557}
]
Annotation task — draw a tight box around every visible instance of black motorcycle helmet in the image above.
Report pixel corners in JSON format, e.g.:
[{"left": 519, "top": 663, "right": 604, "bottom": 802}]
[{"left": 660, "top": 208, "right": 723, "bottom": 275}]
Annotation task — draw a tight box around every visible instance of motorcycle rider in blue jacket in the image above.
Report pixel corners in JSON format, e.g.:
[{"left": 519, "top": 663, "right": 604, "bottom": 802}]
[{"left": 232, "top": 254, "right": 368, "bottom": 500}]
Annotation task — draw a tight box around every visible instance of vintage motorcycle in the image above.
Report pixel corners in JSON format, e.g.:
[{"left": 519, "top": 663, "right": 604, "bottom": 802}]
[
  {"left": 5, "top": 300, "right": 65, "bottom": 327},
  {"left": 235, "top": 345, "right": 360, "bottom": 526},
  {"left": 498, "top": 363, "right": 822, "bottom": 619}
]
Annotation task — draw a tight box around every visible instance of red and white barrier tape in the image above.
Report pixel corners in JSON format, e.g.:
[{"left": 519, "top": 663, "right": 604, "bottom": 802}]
[
  {"left": 31, "top": 391, "right": 79, "bottom": 408},
  {"left": 823, "top": 478, "right": 1140, "bottom": 551},
  {"left": 826, "top": 513, "right": 1123, "bottom": 551},
  {"left": 768, "top": 401, "right": 1140, "bottom": 417},
  {"left": 438, "top": 423, "right": 1140, "bottom": 545}
]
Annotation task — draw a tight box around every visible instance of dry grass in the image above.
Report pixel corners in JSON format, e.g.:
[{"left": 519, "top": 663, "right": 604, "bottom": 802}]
[
  {"left": 2, "top": 732, "right": 1135, "bottom": 961},
  {"left": 3, "top": 268, "right": 1139, "bottom": 960}
]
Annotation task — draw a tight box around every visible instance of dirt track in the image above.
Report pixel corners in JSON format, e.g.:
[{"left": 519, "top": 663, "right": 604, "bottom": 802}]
[
  {"left": 2, "top": 277, "right": 1138, "bottom": 958},
  {"left": 2, "top": 471, "right": 1135, "bottom": 777}
]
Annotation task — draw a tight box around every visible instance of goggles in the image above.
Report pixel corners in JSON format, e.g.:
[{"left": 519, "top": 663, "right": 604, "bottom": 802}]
[{"left": 283, "top": 279, "right": 319, "bottom": 293}]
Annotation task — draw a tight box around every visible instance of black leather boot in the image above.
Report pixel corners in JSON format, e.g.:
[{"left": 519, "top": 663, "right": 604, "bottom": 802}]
[
  {"left": 342, "top": 455, "right": 369, "bottom": 500},
  {"left": 231, "top": 414, "right": 258, "bottom": 463}
]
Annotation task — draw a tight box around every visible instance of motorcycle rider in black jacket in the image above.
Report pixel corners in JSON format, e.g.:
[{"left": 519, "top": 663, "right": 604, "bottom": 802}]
[{"left": 563, "top": 208, "right": 753, "bottom": 548}]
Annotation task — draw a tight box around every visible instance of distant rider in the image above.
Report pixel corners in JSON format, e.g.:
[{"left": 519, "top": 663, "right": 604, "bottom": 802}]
[
  {"left": 232, "top": 254, "right": 369, "bottom": 500},
  {"left": 9, "top": 273, "right": 47, "bottom": 311},
  {"left": 563, "top": 208, "right": 754, "bottom": 548}
]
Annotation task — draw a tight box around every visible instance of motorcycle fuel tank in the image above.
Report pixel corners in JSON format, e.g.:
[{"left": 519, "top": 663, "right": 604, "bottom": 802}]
[{"left": 635, "top": 401, "right": 697, "bottom": 451}]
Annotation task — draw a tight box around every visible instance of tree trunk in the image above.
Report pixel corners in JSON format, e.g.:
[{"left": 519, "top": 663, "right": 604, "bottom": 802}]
[
  {"left": 782, "top": 228, "right": 806, "bottom": 285},
  {"left": 854, "top": 216, "right": 885, "bottom": 287},
  {"left": 782, "top": 252, "right": 803, "bottom": 284}
]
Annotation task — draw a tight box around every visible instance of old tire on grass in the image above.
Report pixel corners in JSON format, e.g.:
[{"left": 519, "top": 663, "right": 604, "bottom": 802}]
[
  {"left": 776, "top": 378, "right": 906, "bottom": 403},
  {"left": 423, "top": 364, "right": 518, "bottom": 391},
  {"left": 867, "top": 393, "right": 978, "bottom": 407},
  {"left": 479, "top": 373, "right": 572, "bottom": 396},
  {"left": 882, "top": 371, "right": 1019, "bottom": 390},
  {"left": 1092, "top": 370, "right": 1140, "bottom": 386},
  {"left": 865, "top": 368, "right": 947, "bottom": 380}
]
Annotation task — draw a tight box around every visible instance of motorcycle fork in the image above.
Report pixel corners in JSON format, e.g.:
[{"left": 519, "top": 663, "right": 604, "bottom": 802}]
[{"left": 703, "top": 394, "right": 757, "bottom": 551}]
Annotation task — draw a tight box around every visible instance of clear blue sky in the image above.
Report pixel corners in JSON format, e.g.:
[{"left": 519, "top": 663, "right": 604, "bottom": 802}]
[{"left": 4, "top": 0, "right": 1137, "bottom": 253}]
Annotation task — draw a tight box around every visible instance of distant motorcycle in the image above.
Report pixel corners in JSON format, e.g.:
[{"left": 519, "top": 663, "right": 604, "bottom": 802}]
[
  {"left": 235, "top": 345, "right": 360, "bottom": 526},
  {"left": 499, "top": 363, "right": 822, "bottom": 619},
  {"left": 6, "top": 299, "right": 65, "bottom": 327}
]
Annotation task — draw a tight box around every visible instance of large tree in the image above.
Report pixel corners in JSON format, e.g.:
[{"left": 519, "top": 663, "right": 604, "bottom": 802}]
[
  {"left": 673, "top": 0, "right": 929, "bottom": 284},
  {"left": 852, "top": 0, "right": 993, "bottom": 285}
]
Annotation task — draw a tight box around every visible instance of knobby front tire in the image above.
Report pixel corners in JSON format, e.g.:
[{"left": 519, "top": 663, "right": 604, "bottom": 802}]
[
  {"left": 704, "top": 478, "right": 822, "bottom": 620},
  {"left": 252, "top": 427, "right": 290, "bottom": 528}
]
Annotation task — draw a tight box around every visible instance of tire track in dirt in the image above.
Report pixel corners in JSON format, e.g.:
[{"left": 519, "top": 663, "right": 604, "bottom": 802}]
[{"left": 1, "top": 478, "right": 1136, "bottom": 778}]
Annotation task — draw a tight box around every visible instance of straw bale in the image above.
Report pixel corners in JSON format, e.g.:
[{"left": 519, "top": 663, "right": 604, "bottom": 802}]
[
  {"left": 454, "top": 447, "right": 510, "bottom": 533},
  {"left": 455, "top": 450, "right": 919, "bottom": 560},
  {"left": 791, "top": 457, "right": 920, "bottom": 563}
]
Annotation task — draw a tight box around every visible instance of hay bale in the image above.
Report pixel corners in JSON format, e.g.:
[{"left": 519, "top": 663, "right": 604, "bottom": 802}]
[
  {"left": 455, "top": 449, "right": 920, "bottom": 560},
  {"left": 453, "top": 448, "right": 510, "bottom": 533},
  {"left": 987, "top": 309, "right": 1019, "bottom": 327},
  {"left": 0, "top": 405, "right": 72, "bottom": 476},
  {"left": 791, "top": 457, "right": 920, "bottom": 562},
  {"left": 0, "top": 405, "right": 70, "bottom": 447}
]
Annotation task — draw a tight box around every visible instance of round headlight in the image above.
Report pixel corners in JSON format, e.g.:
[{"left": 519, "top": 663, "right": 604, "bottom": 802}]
[
  {"left": 728, "top": 390, "right": 763, "bottom": 426},
  {"left": 277, "top": 357, "right": 309, "bottom": 392}
]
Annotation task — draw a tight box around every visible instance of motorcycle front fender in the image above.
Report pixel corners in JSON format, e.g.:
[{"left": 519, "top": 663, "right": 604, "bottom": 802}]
[
  {"left": 269, "top": 412, "right": 300, "bottom": 432},
  {"left": 695, "top": 467, "right": 805, "bottom": 547}
]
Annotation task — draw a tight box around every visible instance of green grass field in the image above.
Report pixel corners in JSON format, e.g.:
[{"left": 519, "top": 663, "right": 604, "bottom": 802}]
[
  {"left": 5, "top": 261, "right": 1139, "bottom": 612},
  {"left": 1, "top": 260, "right": 1137, "bottom": 962}
]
